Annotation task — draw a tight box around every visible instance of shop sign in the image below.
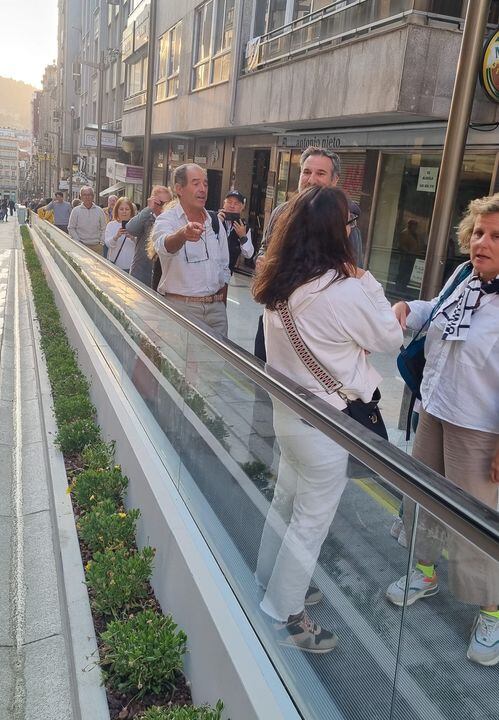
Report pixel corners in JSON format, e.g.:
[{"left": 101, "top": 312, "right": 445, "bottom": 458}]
[
  {"left": 480, "top": 30, "right": 499, "bottom": 104},
  {"left": 194, "top": 156, "right": 207, "bottom": 165},
  {"left": 115, "top": 162, "right": 144, "bottom": 184},
  {"left": 83, "top": 128, "right": 118, "bottom": 149},
  {"left": 278, "top": 133, "right": 341, "bottom": 150},
  {"left": 417, "top": 166, "right": 439, "bottom": 193},
  {"left": 106, "top": 158, "right": 116, "bottom": 179}
]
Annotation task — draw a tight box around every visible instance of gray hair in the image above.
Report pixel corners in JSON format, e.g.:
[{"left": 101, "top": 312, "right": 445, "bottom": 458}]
[
  {"left": 300, "top": 146, "right": 341, "bottom": 178},
  {"left": 173, "top": 164, "right": 205, "bottom": 188},
  {"left": 80, "top": 186, "right": 94, "bottom": 197}
]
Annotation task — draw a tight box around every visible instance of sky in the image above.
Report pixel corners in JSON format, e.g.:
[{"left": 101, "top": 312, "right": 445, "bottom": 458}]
[{"left": 0, "top": 0, "right": 58, "bottom": 87}]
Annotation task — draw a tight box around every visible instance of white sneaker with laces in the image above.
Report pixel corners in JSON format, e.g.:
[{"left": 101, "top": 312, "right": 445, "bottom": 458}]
[
  {"left": 467, "top": 612, "right": 499, "bottom": 666},
  {"left": 386, "top": 568, "right": 439, "bottom": 607}
]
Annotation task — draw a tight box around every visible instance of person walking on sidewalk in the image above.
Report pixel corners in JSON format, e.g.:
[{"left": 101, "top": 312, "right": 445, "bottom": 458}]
[
  {"left": 153, "top": 164, "right": 230, "bottom": 334},
  {"left": 386, "top": 193, "right": 499, "bottom": 667},
  {"left": 41, "top": 191, "right": 72, "bottom": 234},
  {"left": 126, "top": 185, "right": 172, "bottom": 286},
  {"left": 68, "top": 186, "right": 106, "bottom": 255},
  {"left": 253, "top": 186, "right": 402, "bottom": 654}
]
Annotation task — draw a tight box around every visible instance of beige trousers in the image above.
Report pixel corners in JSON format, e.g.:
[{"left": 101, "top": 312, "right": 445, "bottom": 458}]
[
  {"left": 86, "top": 243, "right": 103, "bottom": 255},
  {"left": 404, "top": 410, "right": 499, "bottom": 605}
]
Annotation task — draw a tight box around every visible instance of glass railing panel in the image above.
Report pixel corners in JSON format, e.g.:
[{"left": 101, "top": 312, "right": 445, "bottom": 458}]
[
  {"left": 173, "top": 328, "right": 419, "bottom": 720},
  {"left": 391, "top": 500, "right": 499, "bottom": 720}
]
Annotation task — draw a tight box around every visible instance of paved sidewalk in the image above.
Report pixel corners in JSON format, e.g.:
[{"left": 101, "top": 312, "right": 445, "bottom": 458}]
[{"left": 0, "top": 219, "right": 74, "bottom": 720}]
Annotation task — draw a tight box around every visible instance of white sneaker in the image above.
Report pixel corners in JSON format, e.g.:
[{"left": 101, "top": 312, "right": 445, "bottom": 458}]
[
  {"left": 386, "top": 568, "right": 439, "bottom": 607},
  {"left": 467, "top": 612, "right": 499, "bottom": 666},
  {"left": 390, "top": 516, "right": 408, "bottom": 548}
]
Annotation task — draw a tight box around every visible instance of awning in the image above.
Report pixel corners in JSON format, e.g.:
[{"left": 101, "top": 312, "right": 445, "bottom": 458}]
[{"left": 99, "top": 182, "right": 125, "bottom": 198}]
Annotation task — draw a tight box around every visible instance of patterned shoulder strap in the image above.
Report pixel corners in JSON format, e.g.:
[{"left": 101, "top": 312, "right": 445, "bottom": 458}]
[{"left": 275, "top": 300, "right": 343, "bottom": 395}]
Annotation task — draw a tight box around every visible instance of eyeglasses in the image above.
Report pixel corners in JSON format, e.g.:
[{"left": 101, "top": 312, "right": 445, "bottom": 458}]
[
  {"left": 347, "top": 213, "right": 359, "bottom": 227},
  {"left": 184, "top": 233, "right": 209, "bottom": 263}
]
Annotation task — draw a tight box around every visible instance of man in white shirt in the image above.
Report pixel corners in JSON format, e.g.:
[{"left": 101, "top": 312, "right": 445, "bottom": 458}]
[
  {"left": 153, "top": 164, "right": 230, "bottom": 335},
  {"left": 218, "top": 190, "right": 254, "bottom": 274},
  {"left": 68, "top": 186, "right": 106, "bottom": 255}
]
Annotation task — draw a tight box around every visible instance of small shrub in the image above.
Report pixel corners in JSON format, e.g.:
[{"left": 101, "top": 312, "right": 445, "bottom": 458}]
[
  {"left": 56, "top": 418, "right": 101, "bottom": 455},
  {"left": 85, "top": 546, "right": 155, "bottom": 616},
  {"left": 78, "top": 499, "right": 139, "bottom": 553},
  {"left": 139, "top": 702, "right": 224, "bottom": 720},
  {"left": 100, "top": 609, "right": 187, "bottom": 696},
  {"left": 71, "top": 467, "right": 127, "bottom": 511},
  {"left": 53, "top": 393, "right": 95, "bottom": 425},
  {"left": 81, "top": 441, "right": 115, "bottom": 470},
  {"left": 51, "top": 372, "right": 90, "bottom": 399}
]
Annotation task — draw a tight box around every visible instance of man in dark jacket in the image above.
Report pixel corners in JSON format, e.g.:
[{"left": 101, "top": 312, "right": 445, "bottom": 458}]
[
  {"left": 125, "top": 185, "right": 172, "bottom": 286},
  {"left": 218, "top": 190, "right": 254, "bottom": 274}
]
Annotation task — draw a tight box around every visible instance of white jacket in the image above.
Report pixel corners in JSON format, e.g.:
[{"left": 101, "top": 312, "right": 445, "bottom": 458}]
[
  {"left": 264, "top": 270, "right": 403, "bottom": 411},
  {"left": 105, "top": 220, "right": 136, "bottom": 270}
]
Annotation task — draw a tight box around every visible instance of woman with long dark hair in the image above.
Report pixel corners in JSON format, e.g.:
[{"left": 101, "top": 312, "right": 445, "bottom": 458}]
[{"left": 253, "top": 186, "right": 402, "bottom": 654}]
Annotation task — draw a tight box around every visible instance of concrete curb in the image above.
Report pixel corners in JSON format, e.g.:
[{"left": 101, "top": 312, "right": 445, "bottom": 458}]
[{"left": 23, "top": 235, "right": 110, "bottom": 720}]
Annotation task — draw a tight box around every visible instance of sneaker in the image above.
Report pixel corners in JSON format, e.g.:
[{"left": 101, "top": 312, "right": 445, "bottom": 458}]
[
  {"left": 467, "top": 612, "right": 499, "bottom": 666},
  {"left": 397, "top": 525, "right": 408, "bottom": 548},
  {"left": 304, "top": 584, "right": 323, "bottom": 606},
  {"left": 390, "top": 516, "right": 404, "bottom": 540},
  {"left": 275, "top": 611, "right": 338, "bottom": 654},
  {"left": 386, "top": 568, "right": 439, "bottom": 607}
]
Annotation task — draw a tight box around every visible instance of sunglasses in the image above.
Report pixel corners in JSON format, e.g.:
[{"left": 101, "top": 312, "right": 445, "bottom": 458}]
[{"left": 347, "top": 213, "right": 359, "bottom": 226}]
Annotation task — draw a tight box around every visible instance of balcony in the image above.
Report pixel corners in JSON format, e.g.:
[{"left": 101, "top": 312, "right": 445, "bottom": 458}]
[{"left": 243, "top": 0, "right": 464, "bottom": 73}]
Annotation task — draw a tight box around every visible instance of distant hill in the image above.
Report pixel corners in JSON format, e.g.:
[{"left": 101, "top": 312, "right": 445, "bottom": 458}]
[{"left": 0, "top": 76, "right": 37, "bottom": 131}]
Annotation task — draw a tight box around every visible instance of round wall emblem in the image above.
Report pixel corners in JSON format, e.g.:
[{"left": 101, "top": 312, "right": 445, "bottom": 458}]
[{"left": 480, "top": 29, "right": 499, "bottom": 103}]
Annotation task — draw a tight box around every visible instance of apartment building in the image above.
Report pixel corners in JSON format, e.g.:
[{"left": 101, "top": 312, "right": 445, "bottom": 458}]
[
  {"left": 0, "top": 130, "right": 19, "bottom": 201},
  {"left": 119, "top": 0, "right": 499, "bottom": 292}
]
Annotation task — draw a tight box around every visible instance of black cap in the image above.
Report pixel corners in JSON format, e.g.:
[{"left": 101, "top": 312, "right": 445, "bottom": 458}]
[{"left": 225, "top": 190, "right": 246, "bottom": 203}]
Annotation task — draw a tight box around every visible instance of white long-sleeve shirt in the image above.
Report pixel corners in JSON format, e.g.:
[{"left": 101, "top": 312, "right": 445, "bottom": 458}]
[
  {"left": 407, "top": 263, "right": 499, "bottom": 433},
  {"left": 68, "top": 203, "right": 106, "bottom": 246},
  {"left": 105, "top": 220, "right": 136, "bottom": 270},
  {"left": 264, "top": 270, "right": 403, "bottom": 411},
  {"left": 153, "top": 203, "right": 230, "bottom": 296}
]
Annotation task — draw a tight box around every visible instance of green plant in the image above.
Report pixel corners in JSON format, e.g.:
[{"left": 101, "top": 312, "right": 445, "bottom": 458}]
[
  {"left": 85, "top": 546, "right": 155, "bottom": 616},
  {"left": 139, "top": 702, "right": 224, "bottom": 720},
  {"left": 78, "top": 499, "right": 139, "bottom": 553},
  {"left": 100, "top": 609, "right": 187, "bottom": 696},
  {"left": 53, "top": 393, "right": 96, "bottom": 425},
  {"left": 51, "top": 371, "right": 90, "bottom": 399},
  {"left": 71, "top": 466, "right": 127, "bottom": 511},
  {"left": 55, "top": 417, "right": 101, "bottom": 455},
  {"left": 81, "top": 440, "right": 116, "bottom": 469}
]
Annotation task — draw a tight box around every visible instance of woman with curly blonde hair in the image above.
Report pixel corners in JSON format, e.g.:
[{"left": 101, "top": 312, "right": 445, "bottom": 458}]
[{"left": 386, "top": 193, "right": 499, "bottom": 666}]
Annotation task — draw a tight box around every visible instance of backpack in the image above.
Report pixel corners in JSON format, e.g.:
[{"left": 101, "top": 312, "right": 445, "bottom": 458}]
[{"left": 208, "top": 210, "right": 220, "bottom": 238}]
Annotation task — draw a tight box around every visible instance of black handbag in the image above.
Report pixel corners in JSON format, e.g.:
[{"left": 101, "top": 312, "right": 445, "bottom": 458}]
[{"left": 275, "top": 300, "right": 388, "bottom": 439}]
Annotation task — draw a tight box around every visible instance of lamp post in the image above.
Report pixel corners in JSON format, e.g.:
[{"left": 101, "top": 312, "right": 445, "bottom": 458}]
[{"left": 69, "top": 105, "right": 75, "bottom": 201}]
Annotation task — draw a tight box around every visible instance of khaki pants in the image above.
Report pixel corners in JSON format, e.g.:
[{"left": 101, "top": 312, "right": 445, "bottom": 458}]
[
  {"left": 404, "top": 410, "right": 499, "bottom": 605},
  {"left": 86, "top": 243, "right": 103, "bottom": 255},
  {"left": 165, "top": 297, "right": 228, "bottom": 336}
]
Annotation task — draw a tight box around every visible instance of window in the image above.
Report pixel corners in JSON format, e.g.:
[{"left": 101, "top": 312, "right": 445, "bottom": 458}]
[
  {"left": 126, "top": 55, "right": 148, "bottom": 97},
  {"left": 156, "top": 21, "right": 182, "bottom": 101},
  {"left": 192, "top": 0, "right": 234, "bottom": 90}
]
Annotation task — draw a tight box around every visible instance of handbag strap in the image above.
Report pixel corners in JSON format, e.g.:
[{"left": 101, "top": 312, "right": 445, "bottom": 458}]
[
  {"left": 112, "top": 237, "right": 127, "bottom": 265},
  {"left": 414, "top": 261, "right": 473, "bottom": 339},
  {"left": 275, "top": 300, "right": 344, "bottom": 396}
]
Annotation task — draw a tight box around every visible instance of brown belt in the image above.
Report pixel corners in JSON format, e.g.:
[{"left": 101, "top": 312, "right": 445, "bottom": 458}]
[{"left": 165, "top": 291, "right": 224, "bottom": 304}]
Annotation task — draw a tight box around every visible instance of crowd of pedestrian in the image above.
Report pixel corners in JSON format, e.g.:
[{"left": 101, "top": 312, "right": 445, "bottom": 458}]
[{"left": 25, "top": 147, "right": 499, "bottom": 667}]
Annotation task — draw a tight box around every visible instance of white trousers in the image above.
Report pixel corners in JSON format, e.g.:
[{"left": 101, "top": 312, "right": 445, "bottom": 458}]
[{"left": 256, "top": 408, "right": 349, "bottom": 621}]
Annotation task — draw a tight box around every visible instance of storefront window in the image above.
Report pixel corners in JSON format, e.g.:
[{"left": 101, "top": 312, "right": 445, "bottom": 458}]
[{"left": 368, "top": 152, "right": 495, "bottom": 301}]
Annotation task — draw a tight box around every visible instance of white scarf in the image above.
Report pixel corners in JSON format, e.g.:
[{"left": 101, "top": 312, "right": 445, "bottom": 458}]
[{"left": 438, "top": 274, "right": 482, "bottom": 341}]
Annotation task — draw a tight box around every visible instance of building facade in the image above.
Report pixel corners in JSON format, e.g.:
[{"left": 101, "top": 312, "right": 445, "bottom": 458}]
[
  {"left": 0, "top": 129, "right": 20, "bottom": 201},
  {"left": 118, "top": 0, "right": 499, "bottom": 287}
]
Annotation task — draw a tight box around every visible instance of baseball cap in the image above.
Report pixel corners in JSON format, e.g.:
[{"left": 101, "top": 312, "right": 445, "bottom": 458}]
[{"left": 225, "top": 190, "right": 246, "bottom": 203}]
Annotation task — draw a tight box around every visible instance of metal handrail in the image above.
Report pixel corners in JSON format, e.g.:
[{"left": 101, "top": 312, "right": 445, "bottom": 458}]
[{"left": 31, "top": 216, "right": 499, "bottom": 561}]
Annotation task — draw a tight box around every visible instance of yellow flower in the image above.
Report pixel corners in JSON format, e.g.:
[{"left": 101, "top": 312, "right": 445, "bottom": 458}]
[
  {"left": 65, "top": 485, "right": 72, "bottom": 495},
  {"left": 89, "top": 494, "right": 95, "bottom": 501},
  {"left": 85, "top": 561, "right": 92, "bottom": 571},
  {"left": 118, "top": 512, "right": 127, "bottom": 519}
]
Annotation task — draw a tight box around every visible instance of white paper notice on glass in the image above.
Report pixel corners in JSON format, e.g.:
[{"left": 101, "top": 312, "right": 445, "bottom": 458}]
[
  {"left": 410, "top": 258, "right": 425, "bottom": 286},
  {"left": 417, "top": 166, "right": 439, "bottom": 193}
]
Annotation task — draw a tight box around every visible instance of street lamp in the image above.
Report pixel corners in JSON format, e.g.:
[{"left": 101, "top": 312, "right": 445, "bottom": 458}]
[
  {"left": 69, "top": 105, "right": 75, "bottom": 201},
  {"left": 80, "top": 48, "right": 120, "bottom": 199}
]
